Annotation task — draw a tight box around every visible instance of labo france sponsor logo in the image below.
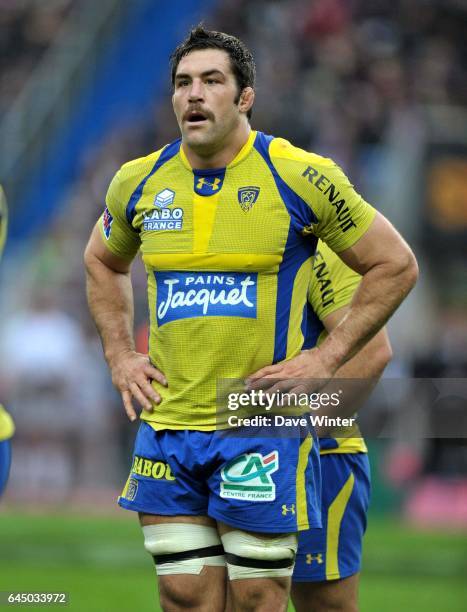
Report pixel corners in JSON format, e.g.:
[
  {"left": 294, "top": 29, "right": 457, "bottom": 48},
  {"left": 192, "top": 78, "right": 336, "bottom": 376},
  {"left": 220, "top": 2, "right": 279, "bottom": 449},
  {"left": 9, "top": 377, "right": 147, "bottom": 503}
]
[
  {"left": 143, "top": 207, "right": 183, "bottom": 231},
  {"left": 132, "top": 455, "right": 176, "bottom": 481},
  {"left": 155, "top": 271, "right": 258, "bottom": 325}
]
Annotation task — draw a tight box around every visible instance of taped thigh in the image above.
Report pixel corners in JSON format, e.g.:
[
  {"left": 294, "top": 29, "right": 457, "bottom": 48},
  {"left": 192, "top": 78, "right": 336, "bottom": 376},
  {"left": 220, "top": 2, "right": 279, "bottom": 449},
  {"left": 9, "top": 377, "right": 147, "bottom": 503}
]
[
  {"left": 221, "top": 530, "right": 298, "bottom": 580},
  {"left": 143, "top": 523, "right": 225, "bottom": 575}
]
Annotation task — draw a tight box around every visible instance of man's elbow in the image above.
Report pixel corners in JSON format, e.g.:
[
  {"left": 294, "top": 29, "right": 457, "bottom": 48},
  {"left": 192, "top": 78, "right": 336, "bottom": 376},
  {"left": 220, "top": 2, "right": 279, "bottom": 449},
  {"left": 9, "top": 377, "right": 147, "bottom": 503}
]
[
  {"left": 377, "top": 340, "right": 393, "bottom": 371},
  {"left": 370, "top": 331, "right": 393, "bottom": 373},
  {"left": 396, "top": 246, "right": 419, "bottom": 295},
  {"left": 83, "top": 241, "right": 98, "bottom": 275},
  {"left": 406, "top": 249, "right": 419, "bottom": 289}
]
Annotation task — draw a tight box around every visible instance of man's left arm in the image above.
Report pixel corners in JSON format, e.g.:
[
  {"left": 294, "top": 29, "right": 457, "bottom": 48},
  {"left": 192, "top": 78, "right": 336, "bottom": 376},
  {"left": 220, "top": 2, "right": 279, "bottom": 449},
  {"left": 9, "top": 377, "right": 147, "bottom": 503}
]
[{"left": 317, "top": 307, "right": 392, "bottom": 430}]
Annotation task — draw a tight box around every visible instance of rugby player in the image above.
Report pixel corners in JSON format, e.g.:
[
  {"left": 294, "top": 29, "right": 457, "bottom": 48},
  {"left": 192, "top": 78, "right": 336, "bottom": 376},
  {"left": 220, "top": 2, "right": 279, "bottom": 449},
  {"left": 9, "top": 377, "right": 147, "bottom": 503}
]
[
  {"left": 0, "top": 186, "right": 15, "bottom": 498},
  {"left": 84, "top": 26, "right": 417, "bottom": 611},
  {"left": 291, "top": 242, "right": 391, "bottom": 612}
]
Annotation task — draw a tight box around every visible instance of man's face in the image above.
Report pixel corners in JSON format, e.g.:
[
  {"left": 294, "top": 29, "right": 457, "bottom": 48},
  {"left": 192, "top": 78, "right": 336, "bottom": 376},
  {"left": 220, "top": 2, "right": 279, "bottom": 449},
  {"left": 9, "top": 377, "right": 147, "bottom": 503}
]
[{"left": 172, "top": 49, "right": 243, "bottom": 152}]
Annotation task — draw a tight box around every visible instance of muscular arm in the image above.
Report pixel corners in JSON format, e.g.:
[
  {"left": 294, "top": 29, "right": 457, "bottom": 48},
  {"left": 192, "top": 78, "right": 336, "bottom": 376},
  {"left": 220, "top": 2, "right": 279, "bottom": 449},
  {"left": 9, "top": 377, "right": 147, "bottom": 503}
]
[
  {"left": 319, "top": 212, "right": 416, "bottom": 372},
  {"left": 84, "top": 225, "right": 166, "bottom": 420},
  {"left": 325, "top": 307, "right": 392, "bottom": 382},
  {"left": 316, "top": 306, "right": 392, "bottom": 434},
  {"left": 248, "top": 213, "right": 416, "bottom": 391},
  {"left": 85, "top": 225, "right": 135, "bottom": 364}
]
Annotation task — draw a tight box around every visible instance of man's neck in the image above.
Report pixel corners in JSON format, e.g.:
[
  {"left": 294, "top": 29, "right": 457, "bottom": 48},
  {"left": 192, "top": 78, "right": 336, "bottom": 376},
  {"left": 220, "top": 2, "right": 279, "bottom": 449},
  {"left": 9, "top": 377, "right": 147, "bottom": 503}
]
[{"left": 182, "top": 123, "right": 251, "bottom": 169}]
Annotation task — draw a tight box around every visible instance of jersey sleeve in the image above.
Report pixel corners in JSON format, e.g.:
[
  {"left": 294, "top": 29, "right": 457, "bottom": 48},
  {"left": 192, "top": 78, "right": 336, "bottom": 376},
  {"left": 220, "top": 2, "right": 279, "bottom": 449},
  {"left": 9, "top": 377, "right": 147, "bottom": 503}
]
[
  {"left": 269, "top": 138, "right": 376, "bottom": 253},
  {"left": 309, "top": 241, "right": 361, "bottom": 321},
  {"left": 97, "top": 169, "right": 141, "bottom": 260},
  {"left": 307, "top": 160, "right": 376, "bottom": 252}
]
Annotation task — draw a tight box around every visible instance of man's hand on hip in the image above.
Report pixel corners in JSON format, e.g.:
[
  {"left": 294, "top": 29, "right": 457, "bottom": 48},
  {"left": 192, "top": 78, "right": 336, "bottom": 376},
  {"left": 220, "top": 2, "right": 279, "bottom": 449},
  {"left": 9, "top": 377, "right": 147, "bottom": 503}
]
[
  {"left": 109, "top": 350, "right": 167, "bottom": 422},
  {"left": 246, "top": 348, "right": 334, "bottom": 396}
]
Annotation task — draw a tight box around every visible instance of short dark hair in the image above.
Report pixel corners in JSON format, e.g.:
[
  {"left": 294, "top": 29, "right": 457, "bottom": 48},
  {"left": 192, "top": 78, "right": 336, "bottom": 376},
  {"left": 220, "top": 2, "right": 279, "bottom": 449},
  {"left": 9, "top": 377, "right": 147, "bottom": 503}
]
[{"left": 170, "top": 25, "right": 256, "bottom": 119}]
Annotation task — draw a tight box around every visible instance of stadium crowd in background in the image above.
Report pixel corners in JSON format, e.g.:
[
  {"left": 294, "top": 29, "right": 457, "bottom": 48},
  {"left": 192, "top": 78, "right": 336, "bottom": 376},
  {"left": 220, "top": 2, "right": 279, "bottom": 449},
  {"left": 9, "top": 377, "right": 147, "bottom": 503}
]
[{"left": 0, "top": 0, "right": 72, "bottom": 118}]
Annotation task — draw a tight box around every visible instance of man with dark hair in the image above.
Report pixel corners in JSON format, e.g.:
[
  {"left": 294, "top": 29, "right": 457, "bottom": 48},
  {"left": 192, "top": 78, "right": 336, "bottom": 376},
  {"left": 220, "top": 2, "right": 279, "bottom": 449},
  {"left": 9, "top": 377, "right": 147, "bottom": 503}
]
[
  {"left": 85, "top": 25, "right": 417, "bottom": 611},
  {"left": 170, "top": 25, "right": 256, "bottom": 119}
]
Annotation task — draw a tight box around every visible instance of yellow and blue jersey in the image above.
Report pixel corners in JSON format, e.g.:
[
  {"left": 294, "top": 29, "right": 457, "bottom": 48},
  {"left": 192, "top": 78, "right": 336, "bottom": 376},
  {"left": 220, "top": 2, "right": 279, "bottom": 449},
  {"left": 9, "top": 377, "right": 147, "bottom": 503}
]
[
  {"left": 99, "top": 131, "right": 376, "bottom": 430},
  {"left": 305, "top": 241, "right": 367, "bottom": 454},
  {"left": 0, "top": 405, "right": 14, "bottom": 442},
  {"left": 0, "top": 186, "right": 14, "bottom": 443}
]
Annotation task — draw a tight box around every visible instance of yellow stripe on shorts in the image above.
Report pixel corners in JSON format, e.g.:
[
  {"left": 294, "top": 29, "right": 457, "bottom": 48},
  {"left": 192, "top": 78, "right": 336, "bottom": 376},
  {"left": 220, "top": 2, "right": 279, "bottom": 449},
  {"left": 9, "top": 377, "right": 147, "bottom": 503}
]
[
  {"left": 119, "top": 474, "right": 132, "bottom": 502},
  {"left": 296, "top": 434, "right": 313, "bottom": 530},
  {"left": 326, "top": 472, "right": 355, "bottom": 579}
]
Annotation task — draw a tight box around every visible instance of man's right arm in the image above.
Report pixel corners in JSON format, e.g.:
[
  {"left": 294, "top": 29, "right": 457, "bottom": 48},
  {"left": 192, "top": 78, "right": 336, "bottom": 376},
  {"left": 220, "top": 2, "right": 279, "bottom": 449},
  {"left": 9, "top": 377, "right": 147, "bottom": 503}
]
[{"left": 84, "top": 224, "right": 166, "bottom": 421}]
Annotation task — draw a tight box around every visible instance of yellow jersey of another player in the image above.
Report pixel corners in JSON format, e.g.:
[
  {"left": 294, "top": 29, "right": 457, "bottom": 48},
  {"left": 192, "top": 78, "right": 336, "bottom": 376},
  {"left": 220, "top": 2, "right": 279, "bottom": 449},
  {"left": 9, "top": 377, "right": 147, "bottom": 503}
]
[
  {"left": 306, "top": 240, "right": 367, "bottom": 453},
  {"left": 0, "top": 186, "right": 14, "bottom": 442},
  {"left": 0, "top": 405, "right": 14, "bottom": 442},
  {"left": 99, "top": 131, "right": 376, "bottom": 430}
]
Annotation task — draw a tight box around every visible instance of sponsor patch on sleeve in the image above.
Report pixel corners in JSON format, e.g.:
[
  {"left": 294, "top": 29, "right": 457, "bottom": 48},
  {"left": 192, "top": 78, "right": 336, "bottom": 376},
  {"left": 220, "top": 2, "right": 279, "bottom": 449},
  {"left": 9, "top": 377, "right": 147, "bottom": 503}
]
[{"left": 102, "top": 206, "right": 113, "bottom": 239}]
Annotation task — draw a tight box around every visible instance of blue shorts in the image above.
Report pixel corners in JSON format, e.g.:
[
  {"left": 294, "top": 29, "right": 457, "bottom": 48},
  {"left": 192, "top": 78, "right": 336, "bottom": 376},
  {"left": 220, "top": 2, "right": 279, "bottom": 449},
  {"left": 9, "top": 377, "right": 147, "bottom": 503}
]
[
  {"left": 119, "top": 422, "right": 322, "bottom": 533},
  {"left": 293, "top": 453, "right": 370, "bottom": 582},
  {"left": 0, "top": 439, "right": 12, "bottom": 497}
]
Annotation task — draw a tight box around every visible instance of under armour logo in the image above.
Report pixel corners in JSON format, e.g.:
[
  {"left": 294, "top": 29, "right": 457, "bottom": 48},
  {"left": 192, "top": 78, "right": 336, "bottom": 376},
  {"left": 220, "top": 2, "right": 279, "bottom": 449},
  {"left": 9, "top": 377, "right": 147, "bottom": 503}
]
[
  {"left": 306, "top": 553, "right": 324, "bottom": 565},
  {"left": 281, "top": 504, "right": 295, "bottom": 515},
  {"left": 196, "top": 177, "right": 221, "bottom": 191}
]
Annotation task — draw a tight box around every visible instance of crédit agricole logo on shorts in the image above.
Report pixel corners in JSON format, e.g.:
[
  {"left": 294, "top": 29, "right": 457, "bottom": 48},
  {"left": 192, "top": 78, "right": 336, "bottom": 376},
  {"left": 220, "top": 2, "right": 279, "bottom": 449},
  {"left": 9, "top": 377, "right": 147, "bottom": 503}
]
[
  {"left": 155, "top": 271, "right": 258, "bottom": 325},
  {"left": 220, "top": 451, "right": 279, "bottom": 501}
]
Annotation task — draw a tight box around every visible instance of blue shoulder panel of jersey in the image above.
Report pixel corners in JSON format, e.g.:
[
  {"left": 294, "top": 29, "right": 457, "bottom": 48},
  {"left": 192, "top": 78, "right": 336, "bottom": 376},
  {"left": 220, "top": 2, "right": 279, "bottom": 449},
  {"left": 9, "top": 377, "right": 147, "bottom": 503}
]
[
  {"left": 253, "top": 132, "right": 319, "bottom": 228},
  {"left": 125, "top": 138, "right": 181, "bottom": 226}
]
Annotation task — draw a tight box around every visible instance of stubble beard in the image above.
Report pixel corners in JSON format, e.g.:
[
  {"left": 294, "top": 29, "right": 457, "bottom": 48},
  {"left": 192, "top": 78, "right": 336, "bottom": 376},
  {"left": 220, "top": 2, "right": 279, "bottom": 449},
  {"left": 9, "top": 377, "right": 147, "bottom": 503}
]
[{"left": 182, "top": 121, "right": 224, "bottom": 157}]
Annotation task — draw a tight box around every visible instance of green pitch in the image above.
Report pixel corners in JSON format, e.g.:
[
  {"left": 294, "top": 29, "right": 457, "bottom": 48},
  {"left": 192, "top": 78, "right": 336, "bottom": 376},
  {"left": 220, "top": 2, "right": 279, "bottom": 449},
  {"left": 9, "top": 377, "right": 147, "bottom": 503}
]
[{"left": 0, "top": 511, "right": 465, "bottom": 611}]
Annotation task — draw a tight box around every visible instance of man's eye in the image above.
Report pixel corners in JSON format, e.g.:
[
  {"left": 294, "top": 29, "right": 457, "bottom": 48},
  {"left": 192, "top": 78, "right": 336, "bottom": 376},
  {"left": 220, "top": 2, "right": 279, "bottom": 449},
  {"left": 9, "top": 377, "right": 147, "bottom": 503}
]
[
  {"left": 206, "top": 79, "right": 219, "bottom": 85},
  {"left": 177, "top": 80, "right": 189, "bottom": 87}
]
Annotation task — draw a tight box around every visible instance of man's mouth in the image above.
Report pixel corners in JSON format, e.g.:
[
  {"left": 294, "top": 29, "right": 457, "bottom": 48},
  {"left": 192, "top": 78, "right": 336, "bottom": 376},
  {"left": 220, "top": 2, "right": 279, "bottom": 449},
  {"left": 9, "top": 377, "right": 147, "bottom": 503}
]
[{"left": 185, "top": 110, "right": 209, "bottom": 124}]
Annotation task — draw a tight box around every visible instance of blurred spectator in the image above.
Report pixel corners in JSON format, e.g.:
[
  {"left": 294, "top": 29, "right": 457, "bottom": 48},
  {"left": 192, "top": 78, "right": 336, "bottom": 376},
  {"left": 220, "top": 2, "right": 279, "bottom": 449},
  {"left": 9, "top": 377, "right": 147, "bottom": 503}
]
[
  {"left": 0, "top": 0, "right": 72, "bottom": 118},
  {"left": 0, "top": 289, "right": 119, "bottom": 502}
]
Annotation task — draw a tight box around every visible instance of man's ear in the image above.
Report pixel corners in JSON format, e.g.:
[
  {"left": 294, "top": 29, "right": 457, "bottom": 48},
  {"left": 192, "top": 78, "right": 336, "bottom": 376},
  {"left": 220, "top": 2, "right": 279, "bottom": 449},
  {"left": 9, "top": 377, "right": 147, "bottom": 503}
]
[{"left": 239, "top": 87, "right": 255, "bottom": 114}]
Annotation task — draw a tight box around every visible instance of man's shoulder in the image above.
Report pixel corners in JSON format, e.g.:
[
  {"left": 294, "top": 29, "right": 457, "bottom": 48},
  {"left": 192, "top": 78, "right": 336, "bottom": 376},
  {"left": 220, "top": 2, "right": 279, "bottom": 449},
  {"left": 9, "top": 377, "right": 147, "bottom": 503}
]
[
  {"left": 267, "top": 136, "right": 334, "bottom": 170},
  {"left": 117, "top": 145, "right": 169, "bottom": 183},
  {"left": 106, "top": 140, "right": 182, "bottom": 209},
  {"left": 264, "top": 135, "right": 343, "bottom": 198}
]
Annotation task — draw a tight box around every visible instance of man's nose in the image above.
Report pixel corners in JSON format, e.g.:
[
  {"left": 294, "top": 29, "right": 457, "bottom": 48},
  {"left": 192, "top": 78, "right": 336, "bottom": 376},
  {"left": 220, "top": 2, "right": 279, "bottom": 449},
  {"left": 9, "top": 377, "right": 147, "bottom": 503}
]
[{"left": 188, "top": 79, "right": 204, "bottom": 101}]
